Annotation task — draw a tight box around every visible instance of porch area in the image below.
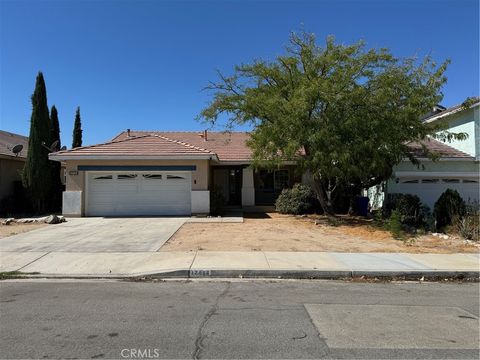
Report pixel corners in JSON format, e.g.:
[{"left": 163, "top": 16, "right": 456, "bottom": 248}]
[{"left": 210, "top": 165, "right": 299, "bottom": 210}]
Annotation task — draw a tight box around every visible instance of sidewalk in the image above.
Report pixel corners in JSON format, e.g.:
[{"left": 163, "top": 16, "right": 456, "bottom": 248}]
[{"left": 1, "top": 251, "right": 478, "bottom": 279}]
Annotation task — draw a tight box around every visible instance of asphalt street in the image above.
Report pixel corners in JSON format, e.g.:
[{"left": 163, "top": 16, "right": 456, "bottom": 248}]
[{"left": 0, "top": 279, "right": 479, "bottom": 359}]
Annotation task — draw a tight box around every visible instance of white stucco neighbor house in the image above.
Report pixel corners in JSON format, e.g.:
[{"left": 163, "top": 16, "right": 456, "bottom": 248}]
[{"left": 375, "top": 98, "right": 480, "bottom": 209}]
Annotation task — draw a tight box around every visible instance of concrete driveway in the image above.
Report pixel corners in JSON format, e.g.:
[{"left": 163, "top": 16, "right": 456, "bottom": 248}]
[{"left": 0, "top": 217, "right": 188, "bottom": 253}]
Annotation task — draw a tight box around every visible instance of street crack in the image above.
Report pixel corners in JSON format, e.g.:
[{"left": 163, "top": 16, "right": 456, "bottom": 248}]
[{"left": 192, "top": 282, "right": 231, "bottom": 359}]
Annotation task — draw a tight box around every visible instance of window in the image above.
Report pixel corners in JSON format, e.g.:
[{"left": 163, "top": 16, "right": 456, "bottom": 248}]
[
  {"left": 257, "top": 169, "right": 289, "bottom": 190},
  {"left": 143, "top": 174, "right": 162, "bottom": 180},
  {"left": 421, "top": 179, "right": 439, "bottom": 184},
  {"left": 167, "top": 175, "right": 185, "bottom": 180},
  {"left": 94, "top": 175, "right": 112, "bottom": 180},
  {"left": 117, "top": 174, "right": 137, "bottom": 180},
  {"left": 401, "top": 179, "right": 418, "bottom": 184},
  {"left": 258, "top": 170, "right": 274, "bottom": 190},
  {"left": 442, "top": 179, "right": 460, "bottom": 183},
  {"left": 274, "top": 170, "right": 289, "bottom": 190},
  {"left": 463, "top": 179, "right": 479, "bottom": 183}
]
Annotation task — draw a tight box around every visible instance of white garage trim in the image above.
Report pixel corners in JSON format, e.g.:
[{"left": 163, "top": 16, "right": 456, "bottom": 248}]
[
  {"left": 395, "top": 171, "right": 479, "bottom": 178},
  {"left": 85, "top": 171, "right": 192, "bottom": 216}
]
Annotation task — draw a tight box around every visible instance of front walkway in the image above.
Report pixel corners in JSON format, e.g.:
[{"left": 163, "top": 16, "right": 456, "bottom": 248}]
[{"left": 1, "top": 251, "right": 478, "bottom": 278}]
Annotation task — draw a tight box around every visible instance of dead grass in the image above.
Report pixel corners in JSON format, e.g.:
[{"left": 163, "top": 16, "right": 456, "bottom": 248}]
[
  {"left": 161, "top": 212, "right": 479, "bottom": 253},
  {"left": 0, "top": 222, "right": 47, "bottom": 238}
]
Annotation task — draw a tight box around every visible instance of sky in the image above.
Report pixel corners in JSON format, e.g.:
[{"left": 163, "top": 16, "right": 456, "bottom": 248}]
[{"left": 0, "top": 0, "right": 479, "bottom": 147}]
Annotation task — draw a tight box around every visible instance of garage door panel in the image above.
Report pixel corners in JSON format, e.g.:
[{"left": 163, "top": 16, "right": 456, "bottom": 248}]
[{"left": 86, "top": 172, "right": 191, "bottom": 216}]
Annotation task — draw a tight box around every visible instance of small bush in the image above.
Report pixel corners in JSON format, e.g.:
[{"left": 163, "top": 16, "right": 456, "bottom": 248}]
[
  {"left": 210, "top": 185, "right": 226, "bottom": 216},
  {"left": 433, "top": 189, "right": 466, "bottom": 230},
  {"left": 275, "top": 183, "right": 314, "bottom": 215},
  {"left": 453, "top": 202, "right": 479, "bottom": 241},
  {"left": 383, "top": 193, "right": 430, "bottom": 229},
  {"left": 454, "top": 216, "right": 480, "bottom": 242},
  {"left": 385, "top": 210, "right": 404, "bottom": 240}
]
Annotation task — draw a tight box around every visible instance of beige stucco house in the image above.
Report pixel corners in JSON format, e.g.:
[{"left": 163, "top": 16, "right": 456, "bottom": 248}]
[{"left": 50, "top": 130, "right": 299, "bottom": 217}]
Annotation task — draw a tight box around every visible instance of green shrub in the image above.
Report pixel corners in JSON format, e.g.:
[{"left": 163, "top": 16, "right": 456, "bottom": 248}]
[
  {"left": 383, "top": 193, "right": 430, "bottom": 229},
  {"left": 433, "top": 189, "right": 466, "bottom": 230},
  {"left": 210, "top": 185, "right": 226, "bottom": 216},
  {"left": 275, "top": 183, "right": 314, "bottom": 215},
  {"left": 385, "top": 210, "right": 404, "bottom": 240}
]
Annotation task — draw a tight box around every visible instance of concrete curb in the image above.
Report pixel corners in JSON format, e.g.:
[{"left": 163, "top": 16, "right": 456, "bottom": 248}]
[{"left": 8, "top": 269, "right": 479, "bottom": 281}]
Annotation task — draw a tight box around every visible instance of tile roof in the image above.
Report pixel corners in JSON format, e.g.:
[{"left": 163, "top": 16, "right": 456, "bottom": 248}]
[
  {"left": 0, "top": 130, "right": 28, "bottom": 159},
  {"left": 51, "top": 134, "right": 216, "bottom": 158},
  {"left": 51, "top": 130, "right": 473, "bottom": 161},
  {"left": 407, "top": 138, "right": 473, "bottom": 159},
  {"left": 112, "top": 131, "right": 253, "bottom": 161}
]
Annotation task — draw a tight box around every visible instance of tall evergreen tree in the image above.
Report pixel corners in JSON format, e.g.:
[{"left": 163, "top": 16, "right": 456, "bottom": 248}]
[
  {"left": 72, "top": 107, "right": 82, "bottom": 148},
  {"left": 22, "top": 72, "right": 54, "bottom": 213},
  {"left": 50, "top": 105, "right": 61, "bottom": 150},
  {"left": 50, "top": 105, "right": 63, "bottom": 211}
]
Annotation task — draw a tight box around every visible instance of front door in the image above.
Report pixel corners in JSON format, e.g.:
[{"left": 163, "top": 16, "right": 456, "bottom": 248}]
[{"left": 228, "top": 168, "right": 242, "bottom": 205}]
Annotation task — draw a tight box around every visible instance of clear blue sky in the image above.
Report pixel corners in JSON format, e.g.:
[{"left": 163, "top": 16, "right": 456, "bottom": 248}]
[{"left": 1, "top": 0, "right": 478, "bottom": 147}]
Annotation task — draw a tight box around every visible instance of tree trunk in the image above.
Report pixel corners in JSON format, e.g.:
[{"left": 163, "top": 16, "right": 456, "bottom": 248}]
[{"left": 310, "top": 177, "right": 335, "bottom": 215}]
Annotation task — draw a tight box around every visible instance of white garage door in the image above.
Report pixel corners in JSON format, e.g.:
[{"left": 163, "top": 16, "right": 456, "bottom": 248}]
[
  {"left": 86, "top": 172, "right": 191, "bottom": 216},
  {"left": 391, "top": 178, "right": 479, "bottom": 209}
]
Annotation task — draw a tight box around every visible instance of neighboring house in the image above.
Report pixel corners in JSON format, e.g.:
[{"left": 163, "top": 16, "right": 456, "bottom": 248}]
[
  {"left": 379, "top": 98, "right": 480, "bottom": 209},
  {"left": 0, "top": 130, "right": 28, "bottom": 201},
  {"left": 50, "top": 99, "right": 479, "bottom": 217}
]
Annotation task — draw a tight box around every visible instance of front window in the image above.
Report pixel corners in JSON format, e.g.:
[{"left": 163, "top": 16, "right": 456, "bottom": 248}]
[
  {"left": 274, "top": 170, "right": 289, "bottom": 190},
  {"left": 257, "top": 169, "right": 290, "bottom": 191}
]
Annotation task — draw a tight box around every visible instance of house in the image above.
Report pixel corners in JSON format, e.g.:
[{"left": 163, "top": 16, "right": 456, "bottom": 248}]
[
  {"left": 49, "top": 130, "right": 300, "bottom": 217},
  {"left": 0, "top": 130, "right": 28, "bottom": 201},
  {"left": 381, "top": 98, "right": 480, "bottom": 209},
  {"left": 50, "top": 98, "right": 479, "bottom": 217}
]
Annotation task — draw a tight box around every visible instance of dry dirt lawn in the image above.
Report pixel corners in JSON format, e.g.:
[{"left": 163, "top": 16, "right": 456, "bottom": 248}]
[
  {"left": 0, "top": 222, "right": 47, "bottom": 238},
  {"left": 162, "top": 213, "right": 479, "bottom": 254}
]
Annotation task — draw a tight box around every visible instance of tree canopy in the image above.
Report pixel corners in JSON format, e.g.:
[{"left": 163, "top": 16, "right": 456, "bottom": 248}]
[{"left": 199, "top": 32, "right": 464, "bottom": 213}]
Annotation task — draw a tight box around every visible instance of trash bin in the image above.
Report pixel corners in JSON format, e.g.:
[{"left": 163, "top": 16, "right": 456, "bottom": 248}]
[{"left": 356, "top": 196, "right": 370, "bottom": 216}]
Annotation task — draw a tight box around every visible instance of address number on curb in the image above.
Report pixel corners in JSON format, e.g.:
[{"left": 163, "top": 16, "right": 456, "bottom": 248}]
[{"left": 190, "top": 269, "right": 211, "bottom": 277}]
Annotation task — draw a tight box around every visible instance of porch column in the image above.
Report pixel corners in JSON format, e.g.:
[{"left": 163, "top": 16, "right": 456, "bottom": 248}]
[{"left": 241, "top": 167, "right": 255, "bottom": 206}]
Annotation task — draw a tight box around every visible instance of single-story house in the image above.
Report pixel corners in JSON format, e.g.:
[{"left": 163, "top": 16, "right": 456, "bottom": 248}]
[
  {"left": 50, "top": 130, "right": 301, "bottom": 217},
  {"left": 0, "top": 130, "right": 29, "bottom": 201}
]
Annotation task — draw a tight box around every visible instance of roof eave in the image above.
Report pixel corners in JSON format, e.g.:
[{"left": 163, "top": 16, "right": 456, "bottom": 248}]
[
  {"left": 424, "top": 101, "right": 480, "bottom": 123},
  {"left": 49, "top": 154, "right": 218, "bottom": 161},
  {"left": 402, "top": 156, "right": 475, "bottom": 162}
]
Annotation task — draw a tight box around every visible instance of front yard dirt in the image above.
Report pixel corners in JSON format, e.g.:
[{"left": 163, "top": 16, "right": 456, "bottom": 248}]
[
  {"left": 161, "top": 213, "right": 479, "bottom": 253},
  {"left": 0, "top": 222, "right": 47, "bottom": 238}
]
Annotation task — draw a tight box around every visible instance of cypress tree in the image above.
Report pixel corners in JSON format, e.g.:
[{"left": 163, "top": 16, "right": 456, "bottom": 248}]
[
  {"left": 72, "top": 107, "right": 82, "bottom": 148},
  {"left": 50, "top": 105, "right": 61, "bottom": 150},
  {"left": 22, "top": 72, "right": 54, "bottom": 213},
  {"left": 50, "top": 105, "right": 63, "bottom": 211}
]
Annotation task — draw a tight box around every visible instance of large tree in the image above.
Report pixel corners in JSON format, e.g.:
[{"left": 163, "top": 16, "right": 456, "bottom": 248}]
[
  {"left": 22, "top": 72, "right": 54, "bottom": 213},
  {"left": 50, "top": 105, "right": 63, "bottom": 210},
  {"left": 72, "top": 107, "right": 82, "bottom": 148},
  {"left": 199, "top": 32, "right": 464, "bottom": 214}
]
